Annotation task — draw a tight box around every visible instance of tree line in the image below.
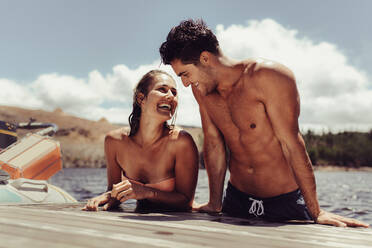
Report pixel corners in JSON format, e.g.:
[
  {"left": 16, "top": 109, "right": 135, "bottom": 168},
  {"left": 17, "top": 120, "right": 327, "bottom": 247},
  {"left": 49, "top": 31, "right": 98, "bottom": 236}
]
[
  {"left": 303, "top": 130, "right": 372, "bottom": 167},
  {"left": 198, "top": 130, "right": 372, "bottom": 168}
]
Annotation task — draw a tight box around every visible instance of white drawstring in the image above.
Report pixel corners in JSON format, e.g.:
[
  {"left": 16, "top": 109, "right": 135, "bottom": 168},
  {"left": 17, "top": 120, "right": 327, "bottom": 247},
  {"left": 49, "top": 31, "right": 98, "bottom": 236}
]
[{"left": 249, "top": 197, "right": 264, "bottom": 217}]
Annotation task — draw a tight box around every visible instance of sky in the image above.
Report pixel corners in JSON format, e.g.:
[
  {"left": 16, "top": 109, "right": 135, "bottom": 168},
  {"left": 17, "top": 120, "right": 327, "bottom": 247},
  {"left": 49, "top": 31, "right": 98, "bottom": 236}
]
[{"left": 1, "top": 0, "right": 371, "bottom": 132}]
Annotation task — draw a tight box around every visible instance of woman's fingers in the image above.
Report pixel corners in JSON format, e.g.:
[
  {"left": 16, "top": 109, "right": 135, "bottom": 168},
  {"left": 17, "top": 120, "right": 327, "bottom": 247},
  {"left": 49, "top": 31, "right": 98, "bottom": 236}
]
[
  {"left": 82, "top": 192, "right": 111, "bottom": 211},
  {"left": 102, "top": 198, "right": 119, "bottom": 211},
  {"left": 83, "top": 180, "right": 141, "bottom": 210},
  {"left": 82, "top": 199, "right": 99, "bottom": 211},
  {"left": 86, "top": 200, "right": 97, "bottom": 211},
  {"left": 111, "top": 180, "right": 131, "bottom": 198},
  {"left": 118, "top": 188, "right": 134, "bottom": 202}
]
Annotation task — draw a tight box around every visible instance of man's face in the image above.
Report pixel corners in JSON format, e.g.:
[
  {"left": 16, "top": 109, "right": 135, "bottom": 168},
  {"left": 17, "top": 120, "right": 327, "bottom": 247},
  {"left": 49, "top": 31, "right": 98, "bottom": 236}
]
[{"left": 171, "top": 59, "right": 216, "bottom": 96}]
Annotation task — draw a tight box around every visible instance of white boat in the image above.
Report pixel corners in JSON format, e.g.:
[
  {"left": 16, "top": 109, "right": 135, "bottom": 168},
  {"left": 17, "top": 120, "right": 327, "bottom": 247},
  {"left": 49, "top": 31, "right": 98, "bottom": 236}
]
[
  {"left": 0, "top": 177, "right": 76, "bottom": 204},
  {"left": 0, "top": 120, "right": 77, "bottom": 204}
]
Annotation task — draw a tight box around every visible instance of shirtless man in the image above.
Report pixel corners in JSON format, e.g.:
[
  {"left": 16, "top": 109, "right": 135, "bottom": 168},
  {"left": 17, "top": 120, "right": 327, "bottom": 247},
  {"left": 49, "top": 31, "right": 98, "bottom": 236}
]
[{"left": 159, "top": 19, "right": 369, "bottom": 227}]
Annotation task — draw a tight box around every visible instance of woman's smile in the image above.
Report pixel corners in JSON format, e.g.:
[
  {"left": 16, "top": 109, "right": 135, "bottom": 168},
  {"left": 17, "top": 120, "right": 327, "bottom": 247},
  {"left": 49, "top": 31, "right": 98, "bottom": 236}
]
[{"left": 158, "top": 103, "right": 172, "bottom": 111}]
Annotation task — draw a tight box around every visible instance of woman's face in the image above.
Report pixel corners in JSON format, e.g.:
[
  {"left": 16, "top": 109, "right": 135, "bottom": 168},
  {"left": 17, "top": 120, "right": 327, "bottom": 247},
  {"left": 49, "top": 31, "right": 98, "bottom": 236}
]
[{"left": 141, "top": 74, "right": 178, "bottom": 120}]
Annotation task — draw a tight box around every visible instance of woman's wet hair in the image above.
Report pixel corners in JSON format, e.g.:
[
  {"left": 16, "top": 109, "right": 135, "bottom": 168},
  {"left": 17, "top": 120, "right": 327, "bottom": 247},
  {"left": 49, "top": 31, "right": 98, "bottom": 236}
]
[
  {"left": 128, "top": 70, "right": 176, "bottom": 136},
  {"left": 159, "top": 19, "right": 220, "bottom": 65}
]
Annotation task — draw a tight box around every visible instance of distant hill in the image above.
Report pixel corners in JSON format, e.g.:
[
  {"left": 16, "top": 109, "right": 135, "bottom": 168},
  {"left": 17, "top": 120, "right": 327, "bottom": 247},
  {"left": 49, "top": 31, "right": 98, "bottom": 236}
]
[
  {"left": 2, "top": 105, "right": 371, "bottom": 171},
  {"left": 0, "top": 105, "right": 203, "bottom": 168}
]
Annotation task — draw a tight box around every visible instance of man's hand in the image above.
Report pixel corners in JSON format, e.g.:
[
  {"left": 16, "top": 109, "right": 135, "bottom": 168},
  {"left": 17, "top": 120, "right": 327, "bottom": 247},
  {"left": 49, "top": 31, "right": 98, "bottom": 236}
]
[
  {"left": 192, "top": 201, "right": 222, "bottom": 213},
  {"left": 82, "top": 192, "right": 119, "bottom": 211},
  {"left": 316, "top": 209, "right": 369, "bottom": 228},
  {"left": 111, "top": 179, "right": 154, "bottom": 203}
]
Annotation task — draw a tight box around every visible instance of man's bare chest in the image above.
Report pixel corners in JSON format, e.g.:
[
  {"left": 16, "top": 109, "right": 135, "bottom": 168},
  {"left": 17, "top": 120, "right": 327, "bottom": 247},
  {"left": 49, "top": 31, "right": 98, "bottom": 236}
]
[
  {"left": 203, "top": 89, "right": 272, "bottom": 148},
  {"left": 206, "top": 90, "right": 264, "bottom": 128}
]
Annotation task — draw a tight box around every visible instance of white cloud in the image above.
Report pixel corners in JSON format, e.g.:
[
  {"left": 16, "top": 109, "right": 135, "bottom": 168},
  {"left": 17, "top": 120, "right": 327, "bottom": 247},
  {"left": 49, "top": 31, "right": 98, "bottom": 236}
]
[
  {"left": 0, "top": 61, "right": 201, "bottom": 127},
  {"left": 85, "top": 106, "right": 132, "bottom": 124},
  {"left": 32, "top": 73, "right": 102, "bottom": 113},
  {"left": 171, "top": 83, "right": 200, "bottom": 126},
  {"left": 216, "top": 19, "right": 372, "bottom": 132},
  {"left": 2, "top": 18, "right": 371, "bottom": 132},
  {"left": 0, "top": 79, "right": 42, "bottom": 108}
]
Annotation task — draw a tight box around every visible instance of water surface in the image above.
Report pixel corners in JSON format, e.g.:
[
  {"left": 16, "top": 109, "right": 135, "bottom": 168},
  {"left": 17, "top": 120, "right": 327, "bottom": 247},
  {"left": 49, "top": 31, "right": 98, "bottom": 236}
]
[{"left": 50, "top": 168, "right": 372, "bottom": 224}]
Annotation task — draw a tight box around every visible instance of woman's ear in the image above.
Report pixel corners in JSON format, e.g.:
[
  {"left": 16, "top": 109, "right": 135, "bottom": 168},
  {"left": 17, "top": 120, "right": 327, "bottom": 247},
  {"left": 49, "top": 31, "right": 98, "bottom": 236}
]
[{"left": 136, "top": 92, "right": 145, "bottom": 106}]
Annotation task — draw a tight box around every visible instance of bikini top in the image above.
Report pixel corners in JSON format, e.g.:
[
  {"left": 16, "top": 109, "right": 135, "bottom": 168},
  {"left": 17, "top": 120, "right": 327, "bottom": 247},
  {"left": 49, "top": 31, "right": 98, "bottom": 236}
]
[
  {"left": 123, "top": 171, "right": 175, "bottom": 192},
  {"left": 135, "top": 177, "right": 175, "bottom": 192}
]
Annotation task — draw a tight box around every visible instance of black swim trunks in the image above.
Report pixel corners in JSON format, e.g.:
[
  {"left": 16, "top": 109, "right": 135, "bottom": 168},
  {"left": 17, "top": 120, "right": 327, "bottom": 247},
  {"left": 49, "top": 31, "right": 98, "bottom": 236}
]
[{"left": 222, "top": 182, "right": 313, "bottom": 222}]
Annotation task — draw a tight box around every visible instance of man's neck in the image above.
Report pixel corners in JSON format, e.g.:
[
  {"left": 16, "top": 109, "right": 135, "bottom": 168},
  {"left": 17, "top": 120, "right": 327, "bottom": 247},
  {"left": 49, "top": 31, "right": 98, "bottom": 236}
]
[{"left": 214, "top": 57, "right": 247, "bottom": 98}]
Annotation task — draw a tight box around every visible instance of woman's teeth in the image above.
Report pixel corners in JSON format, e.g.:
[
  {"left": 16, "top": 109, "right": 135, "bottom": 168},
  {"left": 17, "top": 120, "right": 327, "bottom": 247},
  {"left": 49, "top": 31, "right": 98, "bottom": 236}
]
[{"left": 158, "top": 103, "right": 171, "bottom": 110}]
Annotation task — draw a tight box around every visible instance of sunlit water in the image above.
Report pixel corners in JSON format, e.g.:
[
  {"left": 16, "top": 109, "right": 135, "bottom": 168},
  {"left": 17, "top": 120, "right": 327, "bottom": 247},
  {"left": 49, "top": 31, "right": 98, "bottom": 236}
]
[{"left": 50, "top": 168, "right": 372, "bottom": 224}]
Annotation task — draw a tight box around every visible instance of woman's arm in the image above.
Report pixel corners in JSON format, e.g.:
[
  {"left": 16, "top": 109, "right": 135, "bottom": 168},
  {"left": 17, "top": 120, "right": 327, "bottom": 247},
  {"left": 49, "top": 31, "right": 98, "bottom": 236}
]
[{"left": 83, "top": 131, "right": 123, "bottom": 211}]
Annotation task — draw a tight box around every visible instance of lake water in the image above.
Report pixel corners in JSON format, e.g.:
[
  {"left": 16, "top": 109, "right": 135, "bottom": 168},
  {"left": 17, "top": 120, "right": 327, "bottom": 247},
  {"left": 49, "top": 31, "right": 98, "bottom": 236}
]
[{"left": 50, "top": 168, "right": 372, "bottom": 224}]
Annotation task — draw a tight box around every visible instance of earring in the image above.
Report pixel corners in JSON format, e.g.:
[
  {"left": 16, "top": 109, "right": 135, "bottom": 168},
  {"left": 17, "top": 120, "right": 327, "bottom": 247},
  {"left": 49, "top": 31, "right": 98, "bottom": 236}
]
[{"left": 170, "top": 107, "right": 178, "bottom": 129}]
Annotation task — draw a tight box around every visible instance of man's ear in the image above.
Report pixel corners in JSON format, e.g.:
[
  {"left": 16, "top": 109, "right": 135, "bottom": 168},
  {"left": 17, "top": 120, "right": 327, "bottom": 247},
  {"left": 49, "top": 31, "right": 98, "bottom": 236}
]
[
  {"left": 136, "top": 92, "right": 145, "bottom": 106},
  {"left": 199, "top": 51, "right": 210, "bottom": 66}
]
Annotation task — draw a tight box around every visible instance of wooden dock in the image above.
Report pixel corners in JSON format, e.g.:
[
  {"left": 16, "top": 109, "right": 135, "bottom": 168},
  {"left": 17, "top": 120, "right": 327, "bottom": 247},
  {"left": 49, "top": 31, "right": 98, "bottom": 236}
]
[{"left": 0, "top": 203, "right": 371, "bottom": 248}]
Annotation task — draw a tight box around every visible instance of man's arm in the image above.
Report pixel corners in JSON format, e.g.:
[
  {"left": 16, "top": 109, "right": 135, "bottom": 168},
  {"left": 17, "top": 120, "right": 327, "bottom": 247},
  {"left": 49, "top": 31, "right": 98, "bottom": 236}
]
[
  {"left": 260, "top": 67, "right": 320, "bottom": 219},
  {"left": 260, "top": 65, "right": 368, "bottom": 227},
  {"left": 192, "top": 86, "right": 227, "bottom": 212}
]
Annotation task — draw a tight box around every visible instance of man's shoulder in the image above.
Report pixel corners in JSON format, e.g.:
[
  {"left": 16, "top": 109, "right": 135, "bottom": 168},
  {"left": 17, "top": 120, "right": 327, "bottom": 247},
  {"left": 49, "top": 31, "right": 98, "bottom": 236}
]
[
  {"left": 243, "top": 58, "right": 295, "bottom": 82},
  {"left": 241, "top": 59, "right": 299, "bottom": 103}
]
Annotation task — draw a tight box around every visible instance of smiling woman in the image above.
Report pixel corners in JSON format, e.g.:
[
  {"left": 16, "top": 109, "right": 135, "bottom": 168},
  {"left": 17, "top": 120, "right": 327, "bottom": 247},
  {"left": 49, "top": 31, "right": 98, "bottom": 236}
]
[
  {"left": 83, "top": 70, "right": 199, "bottom": 212},
  {"left": 128, "top": 70, "right": 178, "bottom": 136}
]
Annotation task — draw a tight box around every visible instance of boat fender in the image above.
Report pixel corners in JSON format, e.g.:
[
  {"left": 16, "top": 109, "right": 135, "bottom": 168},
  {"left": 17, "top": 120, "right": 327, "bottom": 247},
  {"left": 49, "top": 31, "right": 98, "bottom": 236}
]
[{"left": 10, "top": 178, "right": 48, "bottom": 192}]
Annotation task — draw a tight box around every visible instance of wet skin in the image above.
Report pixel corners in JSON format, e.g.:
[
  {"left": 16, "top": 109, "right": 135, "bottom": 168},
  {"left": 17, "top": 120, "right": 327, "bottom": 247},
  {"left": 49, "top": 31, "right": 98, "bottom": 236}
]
[
  {"left": 83, "top": 74, "right": 199, "bottom": 211},
  {"left": 197, "top": 68, "right": 301, "bottom": 198},
  {"left": 171, "top": 55, "right": 369, "bottom": 228},
  {"left": 172, "top": 58, "right": 300, "bottom": 197}
]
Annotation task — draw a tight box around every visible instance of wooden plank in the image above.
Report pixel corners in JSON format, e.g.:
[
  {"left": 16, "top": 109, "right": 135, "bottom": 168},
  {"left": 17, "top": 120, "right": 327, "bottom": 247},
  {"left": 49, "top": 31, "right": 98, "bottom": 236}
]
[{"left": 0, "top": 203, "right": 371, "bottom": 248}]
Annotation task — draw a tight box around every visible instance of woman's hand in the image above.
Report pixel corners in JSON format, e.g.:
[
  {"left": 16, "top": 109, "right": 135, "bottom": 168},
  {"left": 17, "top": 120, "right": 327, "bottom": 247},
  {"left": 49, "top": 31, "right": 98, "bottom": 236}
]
[
  {"left": 111, "top": 179, "right": 155, "bottom": 203},
  {"left": 82, "top": 191, "right": 119, "bottom": 211}
]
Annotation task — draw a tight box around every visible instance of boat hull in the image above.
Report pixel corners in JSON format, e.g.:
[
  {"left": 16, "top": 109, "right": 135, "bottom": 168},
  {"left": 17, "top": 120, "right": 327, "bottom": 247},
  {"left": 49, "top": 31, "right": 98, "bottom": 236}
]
[{"left": 0, "top": 178, "right": 76, "bottom": 204}]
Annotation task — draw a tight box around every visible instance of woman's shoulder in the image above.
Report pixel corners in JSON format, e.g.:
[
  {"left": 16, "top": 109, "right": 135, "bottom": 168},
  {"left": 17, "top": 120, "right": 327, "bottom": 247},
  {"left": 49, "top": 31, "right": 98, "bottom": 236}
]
[
  {"left": 168, "top": 127, "right": 196, "bottom": 147},
  {"left": 105, "top": 127, "right": 131, "bottom": 143}
]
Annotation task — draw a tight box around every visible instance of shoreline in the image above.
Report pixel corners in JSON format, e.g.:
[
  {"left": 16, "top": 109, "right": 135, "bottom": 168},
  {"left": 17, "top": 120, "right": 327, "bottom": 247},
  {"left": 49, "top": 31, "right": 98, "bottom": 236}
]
[
  {"left": 62, "top": 163, "right": 372, "bottom": 172},
  {"left": 313, "top": 165, "right": 372, "bottom": 172}
]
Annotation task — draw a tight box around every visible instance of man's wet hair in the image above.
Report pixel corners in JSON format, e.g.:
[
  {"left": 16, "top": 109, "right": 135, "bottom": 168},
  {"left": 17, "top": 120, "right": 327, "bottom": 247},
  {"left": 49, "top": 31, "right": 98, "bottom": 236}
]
[{"left": 159, "top": 19, "right": 220, "bottom": 65}]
